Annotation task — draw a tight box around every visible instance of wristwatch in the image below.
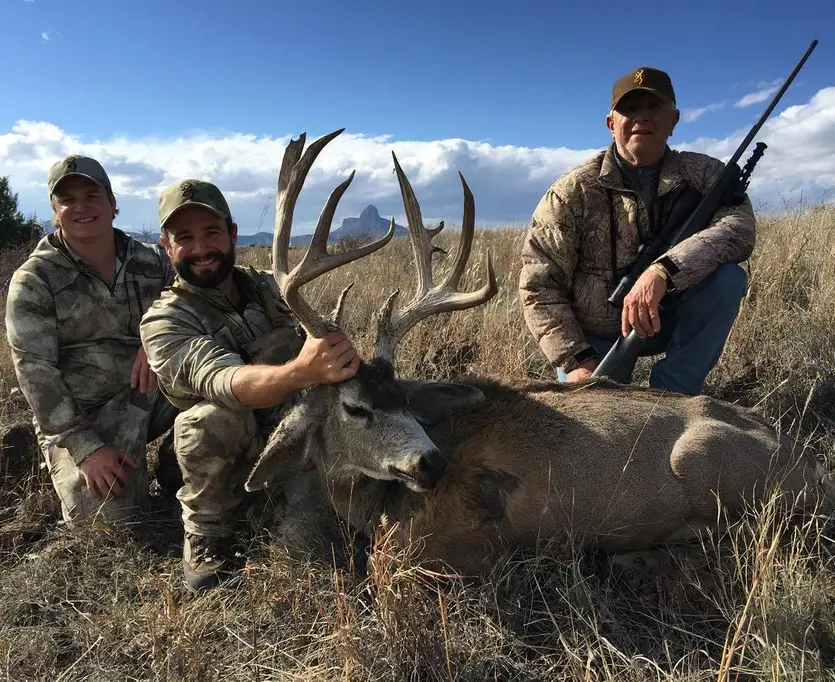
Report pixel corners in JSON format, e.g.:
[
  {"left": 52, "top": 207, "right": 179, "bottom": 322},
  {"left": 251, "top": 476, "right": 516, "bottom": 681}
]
[{"left": 562, "top": 347, "right": 599, "bottom": 373}]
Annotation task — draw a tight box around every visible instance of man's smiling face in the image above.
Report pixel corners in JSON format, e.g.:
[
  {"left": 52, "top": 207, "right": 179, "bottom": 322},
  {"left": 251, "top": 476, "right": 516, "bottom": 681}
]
[
  {"left": 162, "top": 206, "right": 238, "bottom": 288},
  {"left": 51, "top": 176, "right": 116, "bottom": 242}
]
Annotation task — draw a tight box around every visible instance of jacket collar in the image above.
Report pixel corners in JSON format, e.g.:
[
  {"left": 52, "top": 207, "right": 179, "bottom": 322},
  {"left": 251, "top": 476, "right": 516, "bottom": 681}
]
[
  {"left": 597, "top": 143, "right": 686, "bottom": 197},
  {"left": 47, "top": 227, "right": 132, "bottom": 271}
]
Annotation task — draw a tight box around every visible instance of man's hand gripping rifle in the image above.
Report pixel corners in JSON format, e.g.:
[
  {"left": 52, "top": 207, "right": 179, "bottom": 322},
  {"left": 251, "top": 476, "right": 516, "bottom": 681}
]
[{"left": 591, "top": 39, "right": 819, "bottom": 386}]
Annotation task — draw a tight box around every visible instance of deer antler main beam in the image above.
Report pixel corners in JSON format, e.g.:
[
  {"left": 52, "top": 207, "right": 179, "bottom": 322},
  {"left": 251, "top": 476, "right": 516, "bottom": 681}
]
[
  {"left": 374, "top": 152, "right": 498, "bottom": 364},
  {"left": 272, "top": 129, "right": 396, "bottom": 338}
]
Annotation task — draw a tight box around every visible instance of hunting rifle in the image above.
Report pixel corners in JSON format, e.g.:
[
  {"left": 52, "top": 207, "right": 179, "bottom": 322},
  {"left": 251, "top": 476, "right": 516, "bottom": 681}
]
[{"left": 591, "top": 39, "right": 819, "bottom": 385}]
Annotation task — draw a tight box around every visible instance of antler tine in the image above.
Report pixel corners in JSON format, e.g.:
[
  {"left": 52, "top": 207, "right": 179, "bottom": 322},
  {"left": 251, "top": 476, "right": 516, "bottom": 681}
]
[
  {"left": 330, "top": 282, "right": 355, "bottom": 328},
  {"left": 441, "top": 172, "right": 475, "bottom": 291},
  {"left": 374, "top": 157, "right": 499, "bottom": 365},
  {"left": 391, "top": 151, "right": 436, "bottom": 298},
  {"left": 273, "top": 129, "right": 395, "bottom": 339}
]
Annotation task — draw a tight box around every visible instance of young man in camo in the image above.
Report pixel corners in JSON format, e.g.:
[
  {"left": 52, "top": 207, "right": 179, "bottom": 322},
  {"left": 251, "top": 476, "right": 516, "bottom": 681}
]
[{"left": 6, "top": 155, "right": 178, "bottom": 524}]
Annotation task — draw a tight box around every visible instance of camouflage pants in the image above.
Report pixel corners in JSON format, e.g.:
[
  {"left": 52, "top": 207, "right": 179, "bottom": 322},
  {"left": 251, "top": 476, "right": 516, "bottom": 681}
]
[
  {"left": 173, "top": 401, "right": 272, "bottom": 538},
  {"left": 42, "top": 390, "right": 178, "bottom": 525}
]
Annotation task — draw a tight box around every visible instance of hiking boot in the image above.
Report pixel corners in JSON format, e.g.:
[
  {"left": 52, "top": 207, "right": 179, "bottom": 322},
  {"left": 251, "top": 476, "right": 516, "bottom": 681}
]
[{"left": 182, "top": 533, "right": 233, "bottom": 592}]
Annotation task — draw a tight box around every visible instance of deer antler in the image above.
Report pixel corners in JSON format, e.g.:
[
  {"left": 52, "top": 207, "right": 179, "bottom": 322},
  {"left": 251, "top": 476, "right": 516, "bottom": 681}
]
[
  {"left": 273, "top": 129, "right": 395, "bottom": 338},
  {"left": 374, "top": 152, "right": 498, "bottom": 364}
]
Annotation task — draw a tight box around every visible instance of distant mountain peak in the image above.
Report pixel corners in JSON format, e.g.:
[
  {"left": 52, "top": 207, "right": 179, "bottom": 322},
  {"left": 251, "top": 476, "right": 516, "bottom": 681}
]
[{"left": 359, "top": 205, "right": 381, "bottom": 220}]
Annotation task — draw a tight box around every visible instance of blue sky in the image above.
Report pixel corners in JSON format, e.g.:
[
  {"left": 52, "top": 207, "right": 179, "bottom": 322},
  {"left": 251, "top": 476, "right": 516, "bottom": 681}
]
[{"left": 2, "top": 0, "right": 834, "bottom": 234}]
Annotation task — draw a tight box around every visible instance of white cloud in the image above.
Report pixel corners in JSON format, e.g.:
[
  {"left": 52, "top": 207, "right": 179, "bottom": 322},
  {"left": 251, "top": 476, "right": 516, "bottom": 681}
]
[
  {"left": 40, "top": 32, "right": 50, "bottom": 42},
  {"left": 681, "top": 102, "right": 726, "bottom": 123},
  {"left": 735, "top": 85, "right": 780, "bottom": 108},
  {"left": 1, "top": 87, "right": 833, "bottom": 234}
]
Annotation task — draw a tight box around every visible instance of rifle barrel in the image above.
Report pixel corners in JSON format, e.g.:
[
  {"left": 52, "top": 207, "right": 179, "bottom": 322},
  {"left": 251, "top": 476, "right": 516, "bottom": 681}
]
[{"left": 726, "top": 40, "right": 818, "bottom": 170}]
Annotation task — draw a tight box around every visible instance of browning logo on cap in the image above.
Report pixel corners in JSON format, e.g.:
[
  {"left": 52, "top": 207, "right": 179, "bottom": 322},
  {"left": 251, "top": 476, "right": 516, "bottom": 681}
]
[
  {"left": 181, "top": 182, "right": 195, "bottom": 201},
  {"left": 611, "top": 66, "right": 676, "bottom": 110},
  {"left": 47, "top": 155, "right": 112, "bottom": 194}
]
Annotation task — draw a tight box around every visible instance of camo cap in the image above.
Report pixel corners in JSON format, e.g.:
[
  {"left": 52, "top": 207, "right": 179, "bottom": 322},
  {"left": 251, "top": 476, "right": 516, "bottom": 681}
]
[
  {"left": 611, "top": 67, "right": 676, "bottom": 110},
  {"left": 158, "top": 179, "right": 231, "bottom": 231},
  {"left": 48, "top": 155, "right": 112, "bottom": 195}
]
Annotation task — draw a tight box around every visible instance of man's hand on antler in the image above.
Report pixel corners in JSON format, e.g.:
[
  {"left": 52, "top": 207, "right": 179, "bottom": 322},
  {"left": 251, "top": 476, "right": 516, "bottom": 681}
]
[{"left": 297, "top": 331, "right": 360, "bottom": 385}]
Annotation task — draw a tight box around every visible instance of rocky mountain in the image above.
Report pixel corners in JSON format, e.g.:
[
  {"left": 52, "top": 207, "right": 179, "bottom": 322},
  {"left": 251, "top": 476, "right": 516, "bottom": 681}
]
[
  {"left": 237, "top": 205, "right": 407, "bottom": 247},
  {"left": 287, "top": 205, "right": 408, "bottom": 247}
]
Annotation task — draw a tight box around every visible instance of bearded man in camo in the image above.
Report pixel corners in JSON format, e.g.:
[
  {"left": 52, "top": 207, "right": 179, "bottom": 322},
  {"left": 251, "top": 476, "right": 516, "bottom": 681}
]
[
  {"left": 5, "top": 155, "right": 178, "bottom": 525},
  {"left": 519, "top": 67, "right": 755, "bottom": 395},
  {"left": 139, "top": 179, "right": 360, "bottom": 591}
]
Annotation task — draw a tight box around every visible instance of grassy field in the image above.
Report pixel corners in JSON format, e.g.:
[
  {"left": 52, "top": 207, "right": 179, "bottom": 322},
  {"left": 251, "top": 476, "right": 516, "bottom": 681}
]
[{"left": 1, "top": 204, "right": 834, "bottom": 680}]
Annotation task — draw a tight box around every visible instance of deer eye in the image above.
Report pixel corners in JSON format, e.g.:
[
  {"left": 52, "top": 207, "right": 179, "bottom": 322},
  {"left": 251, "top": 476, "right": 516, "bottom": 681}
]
[{"left": 342, "top": 403, "right": 372, "bottom": 422}]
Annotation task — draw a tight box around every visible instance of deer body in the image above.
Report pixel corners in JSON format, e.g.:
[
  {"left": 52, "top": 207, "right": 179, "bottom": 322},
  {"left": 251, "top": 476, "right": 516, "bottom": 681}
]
[
  {"left": 265, "top": 373, "right": 826, "bottom": 574},
  {"left": 244, "top": 130, "right": 832, "bottom": 576}
]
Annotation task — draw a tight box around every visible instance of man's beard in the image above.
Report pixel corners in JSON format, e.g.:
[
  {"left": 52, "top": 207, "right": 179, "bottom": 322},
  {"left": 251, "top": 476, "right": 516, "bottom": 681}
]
[{"left": 173, "top": 249, "right": 236, "bottom": 288}]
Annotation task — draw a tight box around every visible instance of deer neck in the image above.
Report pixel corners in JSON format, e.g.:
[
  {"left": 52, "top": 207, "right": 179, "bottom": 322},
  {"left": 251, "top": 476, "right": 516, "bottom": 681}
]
[{"left": 325, "top": 473, "right": 430, "bottom": 537}]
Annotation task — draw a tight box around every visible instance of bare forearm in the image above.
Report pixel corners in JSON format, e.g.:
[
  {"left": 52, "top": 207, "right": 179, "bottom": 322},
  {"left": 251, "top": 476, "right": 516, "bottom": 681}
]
[{"left": 229, "top": 360, "right": 312, "bottom": 409}]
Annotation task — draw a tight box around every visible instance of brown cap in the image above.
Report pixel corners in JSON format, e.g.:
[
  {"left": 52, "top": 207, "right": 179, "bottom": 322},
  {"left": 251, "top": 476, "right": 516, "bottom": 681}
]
[
  {"left": 158, "top": 179, "right": 231, "bottom": 231},
  {"left": 47, "top": 155, "right": 112, "bottom": 195},
  {"left": 611, "top": 67, "right": 676, "bottom": 110}
]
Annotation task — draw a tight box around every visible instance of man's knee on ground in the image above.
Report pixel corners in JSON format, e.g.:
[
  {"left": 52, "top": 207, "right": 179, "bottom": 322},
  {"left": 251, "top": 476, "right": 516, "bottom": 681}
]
[{"left": 174, "top": 401, "right": 258, "bottom": 462}]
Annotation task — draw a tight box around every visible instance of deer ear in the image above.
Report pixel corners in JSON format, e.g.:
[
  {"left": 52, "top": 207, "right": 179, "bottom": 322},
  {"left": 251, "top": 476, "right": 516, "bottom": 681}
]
[
  {"left": 245, "top": 400, "right": 320, "bottom": 492},
  {"left": 399, "top": 380, "right": 486, "bottom": 426}
]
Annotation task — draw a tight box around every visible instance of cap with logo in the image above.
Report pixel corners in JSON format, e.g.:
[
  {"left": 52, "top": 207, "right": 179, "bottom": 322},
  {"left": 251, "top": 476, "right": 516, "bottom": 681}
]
[
  {"left": 158, "top": 179, "right": 232, "bottom": 231},
  {"left": 611, "top": 67, "right": 676, "bottom": 110},
  {"left": 47, "top": 155, "right": 112, "bottom": 195}
]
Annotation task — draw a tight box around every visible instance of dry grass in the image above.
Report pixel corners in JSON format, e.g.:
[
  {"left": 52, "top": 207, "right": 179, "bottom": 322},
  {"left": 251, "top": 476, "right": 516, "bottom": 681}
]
[{"left": 1, "top": 205, "right": 835, "bottom": 680}]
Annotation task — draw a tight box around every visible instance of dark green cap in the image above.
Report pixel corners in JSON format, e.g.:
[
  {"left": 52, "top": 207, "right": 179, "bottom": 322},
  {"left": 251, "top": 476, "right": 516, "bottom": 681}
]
[
  {"left": 158, "top": 179, "right": 231, "bottom": 231},
  {"left": 611, "top": 67, "right": 676, "bottom": 110},
  {"left": 47, "top": 155, "right": 112, "bottom": 195}
]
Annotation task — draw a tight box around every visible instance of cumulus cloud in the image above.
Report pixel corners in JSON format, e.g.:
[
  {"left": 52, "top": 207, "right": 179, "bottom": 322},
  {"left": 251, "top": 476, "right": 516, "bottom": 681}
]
[
  {"left": 2, "top": 87, "right": 833, "bottom": 233},
  {"left": 679, "top": 87, "right": 835, "bottom": 202},
  {"left": 40, "top": 32, "right": 50, "bottom": 42}
]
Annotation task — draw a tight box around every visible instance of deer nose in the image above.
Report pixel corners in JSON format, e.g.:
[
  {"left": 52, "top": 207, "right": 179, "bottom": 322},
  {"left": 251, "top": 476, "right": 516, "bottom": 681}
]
[{"left": 416, "top": 448, "right": 445, "bottom": 486}]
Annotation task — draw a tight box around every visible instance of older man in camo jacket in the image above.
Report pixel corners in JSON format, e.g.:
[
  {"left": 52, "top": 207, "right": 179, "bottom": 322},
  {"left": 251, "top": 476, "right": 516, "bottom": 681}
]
[
  {"left": 139, "top": 179, "right": 359, "bottom": 592},
  {"left": 5, "top": 155, "right": 178, "bottom": 525},
  {"left": 519, "top": 67, "right": 755, "bottom": 396}
]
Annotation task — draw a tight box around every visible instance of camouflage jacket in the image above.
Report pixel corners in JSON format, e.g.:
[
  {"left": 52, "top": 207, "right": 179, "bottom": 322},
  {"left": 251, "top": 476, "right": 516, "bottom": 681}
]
[
  {"left": 139, "top": 266, "right": 305, "bottom": 412},
  {"left": 519, "top": 144, "right": 756, "bottom": 373},
  {"left": 5, "top": 229, "right": 173, "bottom": 464}
]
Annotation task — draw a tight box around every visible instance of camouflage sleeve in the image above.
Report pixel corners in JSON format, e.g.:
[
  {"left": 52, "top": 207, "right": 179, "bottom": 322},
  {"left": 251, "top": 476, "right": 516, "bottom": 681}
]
[
  {"left": 518, "top": 186, "right": 593, "bottom": 372},
  {"left": 5, "top": 270, "right": 106, "bottom": 463},
  {"left": 659, "top": 158, "right": 756, "bottom": 291},
  {"left": 139, "top": 302, "right": 246, "bottom": 411}
]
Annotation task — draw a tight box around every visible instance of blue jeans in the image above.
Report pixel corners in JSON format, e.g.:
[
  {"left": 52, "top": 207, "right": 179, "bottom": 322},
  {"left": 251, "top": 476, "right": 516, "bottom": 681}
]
[{"left": 557, "top": 263, "right": 748, "bottom": 396}]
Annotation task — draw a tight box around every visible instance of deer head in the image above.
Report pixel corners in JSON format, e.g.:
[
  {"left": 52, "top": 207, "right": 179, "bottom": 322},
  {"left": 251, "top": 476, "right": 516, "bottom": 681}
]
[{"left": 245, "top": 129, "right": 497, "bottom": 497}]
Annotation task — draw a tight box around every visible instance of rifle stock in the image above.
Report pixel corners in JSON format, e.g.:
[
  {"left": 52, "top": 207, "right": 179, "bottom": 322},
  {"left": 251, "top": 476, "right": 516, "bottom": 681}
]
[{"left": 591, "top": 40, "right": 818, "bottom": 385}]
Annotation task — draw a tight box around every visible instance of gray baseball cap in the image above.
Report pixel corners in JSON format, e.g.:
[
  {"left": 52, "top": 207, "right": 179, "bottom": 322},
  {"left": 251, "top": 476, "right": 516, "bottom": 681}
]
[
  {"left": 48, "top": 155, "right": 112, "bottom": 194},
  {"left": 158, "top": 179, "right": 231, "bottom": 231}
]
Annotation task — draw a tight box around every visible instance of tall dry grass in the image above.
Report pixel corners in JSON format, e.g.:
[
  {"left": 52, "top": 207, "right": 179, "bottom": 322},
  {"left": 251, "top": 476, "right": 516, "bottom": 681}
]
[{"left": 0, "top": 205, "right": 833, "bottom": 680}]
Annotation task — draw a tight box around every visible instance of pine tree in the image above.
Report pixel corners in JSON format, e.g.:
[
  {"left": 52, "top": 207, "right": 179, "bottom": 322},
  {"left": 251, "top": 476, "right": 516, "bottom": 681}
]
[{"left": 0, "top": 176, "right": 42, "bottom": 250}]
